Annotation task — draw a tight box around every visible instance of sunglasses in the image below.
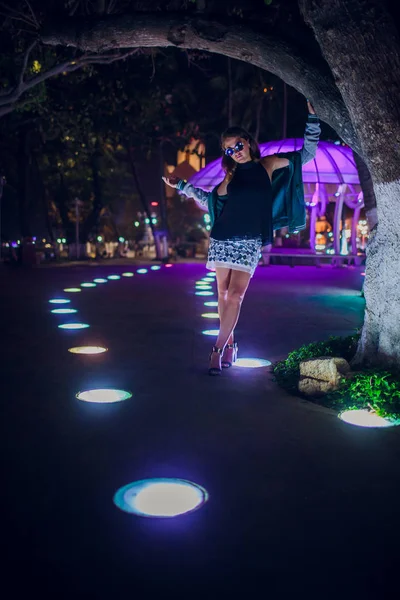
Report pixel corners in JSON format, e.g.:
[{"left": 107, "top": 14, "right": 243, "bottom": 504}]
[{"left": 224, "top": 141, "right": 244, "bottom": 157}]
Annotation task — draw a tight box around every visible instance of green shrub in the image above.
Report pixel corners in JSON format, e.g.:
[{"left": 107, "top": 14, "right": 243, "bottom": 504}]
[
  {"left": 273, "top": 332, "right": 400, "bottom": 421},
  {"left": 273, "top": 333, "right": 359, "bottom": 393}
]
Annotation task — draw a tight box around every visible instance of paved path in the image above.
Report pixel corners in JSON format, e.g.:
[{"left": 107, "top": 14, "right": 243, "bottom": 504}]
[{"left": 1, "top": 262, "right": 399, "bottom": 599}]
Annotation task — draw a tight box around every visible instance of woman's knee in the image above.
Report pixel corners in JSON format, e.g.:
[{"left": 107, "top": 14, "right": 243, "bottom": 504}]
[{"left": 226, "top": 287, "right": 246, "bottom": 305}]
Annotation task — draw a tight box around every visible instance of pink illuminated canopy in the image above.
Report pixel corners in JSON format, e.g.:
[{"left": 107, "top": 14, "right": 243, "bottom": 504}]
[{"left": 189, "top": 140, "right": 360, "bottom": 191}]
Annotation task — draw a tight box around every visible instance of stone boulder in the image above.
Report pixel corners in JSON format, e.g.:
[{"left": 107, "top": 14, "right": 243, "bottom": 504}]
[{"left": 298, "top": 356, "right": 351, "bottom": 397}]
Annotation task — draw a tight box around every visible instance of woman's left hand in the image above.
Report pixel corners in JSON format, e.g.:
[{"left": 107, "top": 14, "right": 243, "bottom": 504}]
[{"left": 307, "top": 100, "right": 316, "bottom": 115}]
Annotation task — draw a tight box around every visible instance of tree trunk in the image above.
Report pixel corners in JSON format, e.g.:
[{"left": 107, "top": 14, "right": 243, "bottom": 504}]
[
  {"left": 299, "top": 0, "right": 400, "bottom": 368},
  {"left": 32, "top": 149, "right": 55, "bottom": 242},
  {"left": 282, "top": 80, "right": 287, "bottom": 139},
  {"left": 353, "top": 152, "right": 377, "bottom": 231},
  {"left": 54, "top": 173, "right": 74, "bottom": 241},
  {"left": 82, "top": 145, "right": 104, "bottom": 241},
  {"left": 17, "top": 129, "right": 32, "bottom": 238},
  {"left": 127, "top": 147, "right": 161, "bottom": 259}
]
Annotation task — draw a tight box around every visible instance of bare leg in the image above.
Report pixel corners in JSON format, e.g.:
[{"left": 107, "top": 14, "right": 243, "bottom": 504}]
[
  {"left": 209, "top": 269, "right": 251, "bottom": 370},
  {"left": 215, "top": 267, "right": 233, "bottom": 345}
]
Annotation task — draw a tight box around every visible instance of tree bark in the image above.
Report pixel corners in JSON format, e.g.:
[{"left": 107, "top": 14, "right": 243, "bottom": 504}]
[
  {"left": 299, "top": 0, "right": 400, "bottom": 368},
  {"left": 83, "top": 145, "right": 104, "bottom": 241},
  {"left": 127, "top": 147, "right": 160, "bottom": 259},
  {"left": 17, "top": 129, "right": 32, "bottom": 238},
  {"left": 353, "top": 152, "right": 377, "bottom": 231},
  {"left": 41, "top": 12, "right": 360, "bottom": 154},
  {"left": 32, "top": 149, "right": 55, "bottom": 242}
]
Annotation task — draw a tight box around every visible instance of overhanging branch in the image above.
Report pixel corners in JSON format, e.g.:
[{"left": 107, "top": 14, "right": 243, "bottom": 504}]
[
  {"left": 0, "top": 47, "right": 139, "bottom": 117},
  {"left": 40, "top": 12, "right": 362, "bottom": 154}
]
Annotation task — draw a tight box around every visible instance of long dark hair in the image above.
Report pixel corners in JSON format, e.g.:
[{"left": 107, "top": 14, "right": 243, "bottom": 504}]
[{"left": 220, "top": 126, "right": 261, "bottom": 179}]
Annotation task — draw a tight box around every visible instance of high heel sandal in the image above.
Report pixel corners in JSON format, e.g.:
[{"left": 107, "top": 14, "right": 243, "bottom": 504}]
[
  {"left": 221, "top": 343, "right": 238, "bottom": 369},
  {"left": 209, "top": 346, "right": 223, "bottom": 376}
]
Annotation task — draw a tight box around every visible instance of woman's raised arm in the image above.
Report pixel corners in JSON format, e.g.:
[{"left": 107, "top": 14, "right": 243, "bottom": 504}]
[{"left": 162, "top": 176, "right": 210, "bottom": 208}]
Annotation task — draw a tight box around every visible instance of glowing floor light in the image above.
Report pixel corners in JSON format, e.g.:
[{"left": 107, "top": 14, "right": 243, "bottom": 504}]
[
  {"left": 107, "top": 275, "right": 120, "bottom": 280},
  {"left": 196, "top": 284, "right": 212, "bottom": 289},
  {"left": 202, "top": 329, "right": 219, "bottom": 336},
  {"left": 64, "top": 288, "right": 81, "bottom": 293},
  {"left": 165, "top": 264, "right": 173, "bottom": 268},
  {"left": 151, "top": 265, "right": 161, "bottom": 271},
  {"left": 49, "top": 299, "right": 71, "bottom": 304},
  {"left": 58, "top": 323, "right": 89, "bottom": 330},
  {"left": 122, "top": 272, "right": 134, "bottom": 277},
  {"left": 51, "top": 308, "right": 77, "bottom": 314},
  {"left": 76, "top": 388, "right": 132, "bottom": 403},
  {"left": 93, "top": 278, "right": 108, "bottom": 283},
  {"left": 196, "top": 291, "right": 213, "bottom": 296},
  {"left": 202, "top": 279, "right": 214, "bottom": 283},
  {"left": 68, "top": 346, "right": 108, "bottom": 355},
  {"left": 81, "top": 282, "right": 96, "bottom": 288},
  {"left": 339, "top": 409, "right": 393, "bottom": 428},
  {"left": 204, "top": 301, "right": 218, "bottom": 307},
  {"left": 137, "top": 268, "right": 148, "bottom": 274},
  {"left": 234, "top": 358, "right": 272, "bottom": 368},
  {"left": 113, "top": 478, "right": 208, "bottom": 517},
  {"left": 201, "top": 312, "right": 219, "bottom": 319}
]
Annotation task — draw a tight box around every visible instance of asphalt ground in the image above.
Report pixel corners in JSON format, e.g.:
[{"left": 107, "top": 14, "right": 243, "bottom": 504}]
[{"left": 1, "top": 261, "right": 399, "bottom": 599}]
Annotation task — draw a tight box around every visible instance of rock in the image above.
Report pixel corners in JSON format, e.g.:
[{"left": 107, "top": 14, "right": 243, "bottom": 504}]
[
  {"left": 298, "top": 377, "right": 337, "bottom": 396},
  {"left": 300, "top": 357, "right": 350, "bottom": 383},
  {"left": 298, "top": 356, "right": 351, "bottom": 397}
]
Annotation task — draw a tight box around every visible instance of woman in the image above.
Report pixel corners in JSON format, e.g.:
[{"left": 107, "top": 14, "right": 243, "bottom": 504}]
[{"left": 163, "top": 100, "right": 320, "bottom": 375}]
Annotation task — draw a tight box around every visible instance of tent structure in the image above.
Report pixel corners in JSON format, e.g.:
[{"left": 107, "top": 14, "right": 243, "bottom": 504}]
[{"left": 188, "top": 140, "right": 365, "bottom": 254}]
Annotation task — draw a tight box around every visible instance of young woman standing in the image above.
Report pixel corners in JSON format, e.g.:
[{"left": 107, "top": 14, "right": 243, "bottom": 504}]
[{"left": 163, "top": 100, "right": 320, "bottom": 375}]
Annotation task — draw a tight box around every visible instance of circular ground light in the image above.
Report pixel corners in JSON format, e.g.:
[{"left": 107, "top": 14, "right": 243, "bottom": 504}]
[
  {"left": 81, "top": 282, "right": 96, "bottom": 288},
  {"left": 49, "top": 298, "right": 71, "bottom": 304},
  {"left": 64, "top": 288, "right": 81, "bottom": 293},
  {"left": 234, "top": 358, "right": 272, "bottom": 368},
  {"left": 58, "top": 323, "right": 89, "bottom": 330},
  {"left": 68, "top": 346, "right": 108, "bottom": 355},
  {"left": 93, "top": 278, "right": 108, "bottom": 283},
  {"left": 201, "top": 312, "right": 219, "bottom": 319},
  {"left": 165, "top": 264, "right": 173, "bottom": 268},
  {"left": 202, "top": 329, "right": 219, "bottom": 336},
  {"left": 76, "top": 388, "right": 132, "bottom": 403},
  {"left": 151, "top": 266, "right": 161, "bottom": 271},
  {"left": 107, "top": 275, "right": 120, "bottom": 280},
  {"left": 122, "top": 272, "right": 134, "bottom": 277},
  {"left": 202, "top": 279, "right": 215, "bottom": 283},
  {"left": 51, "top": 308, "right": 77, "bottom": 314},
  {"left": 113, "top": 478, "right": 208, "bottom": 517},
  {"left": 196, "top": 291, "right": 213, "bottom": 296},
  {"left": 339, "top": 409, "right": 393, "bottom": 428},
  {"left": 204, "top": 301, "right": 218, "bottom": 307},
  {"left": 137, "top": 269, "right": 148, "bottom": 274}
]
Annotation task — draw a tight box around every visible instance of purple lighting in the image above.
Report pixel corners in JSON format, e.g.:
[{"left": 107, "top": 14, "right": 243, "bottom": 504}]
[{"left": 189, "top": 140, "right": 360, "bottom": 192}]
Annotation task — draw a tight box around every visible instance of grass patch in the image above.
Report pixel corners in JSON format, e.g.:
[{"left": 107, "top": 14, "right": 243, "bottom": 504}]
[{"left": 273, "top": 333, "right": 400, "bottom": 422}]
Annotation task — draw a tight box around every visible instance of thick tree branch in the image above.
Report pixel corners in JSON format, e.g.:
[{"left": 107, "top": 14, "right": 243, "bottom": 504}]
[
  {"left": 0, "top": 47, "right": 139, "bottom": 117},
  {"left": 17, "top": 39, "right": 38, "bottom": 91},
  {"left": 40, "top": 12, "right": 362, "bottom": 154}
]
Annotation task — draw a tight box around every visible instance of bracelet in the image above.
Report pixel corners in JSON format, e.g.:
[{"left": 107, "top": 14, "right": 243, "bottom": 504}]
[{"left": 176, "top": 179, "right": 187, "bottom": 191}]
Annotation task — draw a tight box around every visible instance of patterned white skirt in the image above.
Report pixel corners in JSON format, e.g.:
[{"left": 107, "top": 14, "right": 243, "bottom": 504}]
[{"left": 206, "top": 237, "right": 262, "bottom": 277}]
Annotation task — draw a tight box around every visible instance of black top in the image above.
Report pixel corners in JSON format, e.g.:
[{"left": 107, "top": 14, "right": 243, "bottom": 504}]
[{"left": 210, "top": 160, "right": 273, "bottom": 244}]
